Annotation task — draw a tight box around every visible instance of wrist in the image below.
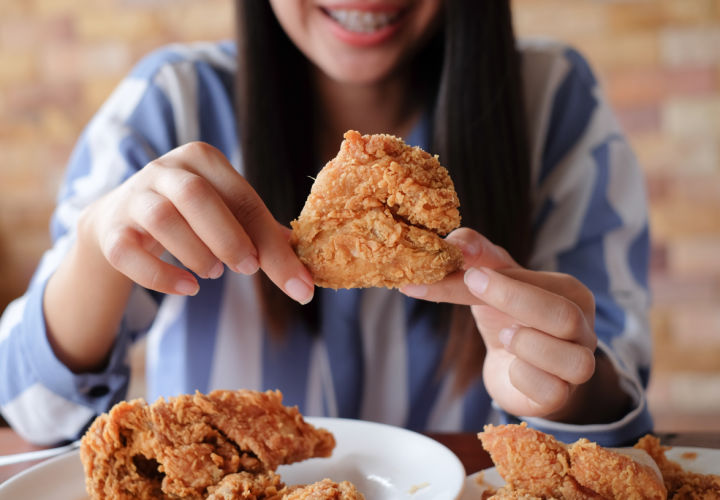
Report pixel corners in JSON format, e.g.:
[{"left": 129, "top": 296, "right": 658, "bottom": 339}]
[{"left": 546, "top": 350, "right": 633, "bottom": 425}]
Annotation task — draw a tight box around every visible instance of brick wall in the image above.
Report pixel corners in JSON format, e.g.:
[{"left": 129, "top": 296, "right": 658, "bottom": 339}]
[{"left": 1, "top": 0, "right": 718, "bottom": 431}]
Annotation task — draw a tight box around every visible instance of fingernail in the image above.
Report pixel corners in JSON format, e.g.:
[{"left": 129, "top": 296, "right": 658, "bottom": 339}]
[
  {"left": 499, "top": 325, "right": 518, "bottom": 349},
  {"left": 285, "top": 277, "right": 314, "bottom": 305},
  {"left": 465, "top": 268, "right": 489, "bottom": 295},
  {"left": 208, "top": 261, "right": 225, "bottom": 279},
  {"left": 176, "top": 279, "right": 199, "bottom": 296},
  {"left": 235, "top": 255, "right": 259, "bottom": 275},
  {"left": 401, "top": 284, "right": 427, "bottom": 298}
]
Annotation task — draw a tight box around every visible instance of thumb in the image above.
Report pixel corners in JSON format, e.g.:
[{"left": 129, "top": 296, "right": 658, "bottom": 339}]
[{"left": 445, "top": 227, "right": 518, "bottom": 270}]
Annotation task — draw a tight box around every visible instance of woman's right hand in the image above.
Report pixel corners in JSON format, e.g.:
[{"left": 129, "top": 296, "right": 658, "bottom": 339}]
[{"left": 79, "top": 141, "right": 314, "bottom": 304}]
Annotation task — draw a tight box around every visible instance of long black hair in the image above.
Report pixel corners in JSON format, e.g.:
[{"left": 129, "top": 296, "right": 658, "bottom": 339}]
[{"left": 235, "top": 1, "right": 531, "bottom": 386}]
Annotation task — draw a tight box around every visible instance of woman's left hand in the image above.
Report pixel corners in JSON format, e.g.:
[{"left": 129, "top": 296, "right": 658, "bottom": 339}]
[{"left": 400, "top": 228, "right": 598, "bottom": 418}]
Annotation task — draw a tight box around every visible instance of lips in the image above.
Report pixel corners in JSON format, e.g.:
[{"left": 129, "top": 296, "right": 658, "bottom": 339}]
[
  {"left": 324, "top": 9, "right": 402, "bottom": 33},
  {"left": 320, "top": 4, "right": 407, "bottom": 46}
]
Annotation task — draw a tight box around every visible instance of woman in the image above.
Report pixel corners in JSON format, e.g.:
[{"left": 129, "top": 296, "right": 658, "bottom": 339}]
[{"left": 0, "top": 1, "right": 652, "bottom": 446}]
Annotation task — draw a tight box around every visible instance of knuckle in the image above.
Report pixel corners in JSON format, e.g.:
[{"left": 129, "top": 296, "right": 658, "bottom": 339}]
[
  {"left": 544, "top": 381, "right": 570, "bottom": 412},
  {"left": 142, "top": 197, "right": 179, "bottom": 231},
  {"left": 181, "top": 141, "right": 221, "bottom": 164},
  {"left": 554, "top": 301, "right": 584, "bottom": 338},
  {"left": 568, "top": 347, "right": 596, "bottom": 384},
  {"left": 174, "top": 173, "right": 212, "bottom": 205},
  {"left": 103, "top": 227, "right": 136, "bottom": 269},
  {"left": 146, "top": 266, "right": 167, "bottom": 292},
  {"left": 234, "top": 193, "right": 267, "bottom": 226},
  {"left": 492, "top": 282, "right": 517, "bottom": 309}
]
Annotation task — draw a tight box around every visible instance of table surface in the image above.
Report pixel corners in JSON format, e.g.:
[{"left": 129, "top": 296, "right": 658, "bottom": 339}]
[{"left": 2, "top": 427, "right": 720, "bottom": 485}]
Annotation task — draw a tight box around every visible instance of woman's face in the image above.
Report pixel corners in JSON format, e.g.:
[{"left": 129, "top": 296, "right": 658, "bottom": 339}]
[{"left": 268, "top": 0, "right": 443, "bottom": 85}]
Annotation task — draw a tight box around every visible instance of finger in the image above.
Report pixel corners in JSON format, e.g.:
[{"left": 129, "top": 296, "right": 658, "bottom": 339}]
[
  {"left": 508, "top": 357, "right": 570, "bottom": 412},
  {"left": 445, "top": 227, "right": 518, "bottom": 269},
  {"left": 465, "top": 267, "right": 595, "bottom": 349},
  {"left": 401, "top": 228, "right": 517, "bottom": 303},
  {"left": 470, "top": 304, "right": 517, "bottom": 349},
  {"left": 500, "top": 325, "right": 596, "bottom": 385},
  {"left": 401, "top": 270, "right": 480, "bottom": 305},
  {"left": 156, "top": 143, "right": 314, "bottom": 304},
  {"left": 496, "top": 268, "right": 596, "bottom": 322},
  {"left": 129, "top": 190, "right": 224, "bottom": 279},
  {"left": 151, "top": 167, "right": 259, "bottom": 275},
  {"left": 102, "top": 227, "right": 199, "bottom": 295}
]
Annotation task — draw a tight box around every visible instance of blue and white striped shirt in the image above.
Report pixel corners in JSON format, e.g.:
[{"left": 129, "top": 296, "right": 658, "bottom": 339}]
[{"left": 0, "top": 39, "right": 653, "bottom": 446}]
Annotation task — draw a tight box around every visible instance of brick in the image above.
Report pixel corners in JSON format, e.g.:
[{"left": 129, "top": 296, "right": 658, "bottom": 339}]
[
  {"left": 608, "top": 3, "right": 664, "bottom": 33},
  {"left": 4, "top": 82, "right": 82, "bottom": 117},
  {"left": 39, "top": 43, "right": 81, "bottom": 83},
  {"left": 667, "top": 236, "right": 720, "bottom": 275},
  {"left": 650, "top": 200, "right": 720, "bottom": 242},
  {"left": 0, "top": 2, "right": 32, "bottom": 16},
  {"left": 668, "top": 304, "right": 720, "bottom": 347},
  {"left": 160, "top": 3, "right": 234, "bottom": 41},
  {"left": 512, "top": 0, "right": 608, "bottom": 38},
  {"left": 668, "top": 373, "right": 720, "bottom": 413},
  {"left": 79, "top": 43, "right": 132, "bottom": 78},
  {"left": 660, "top": 26, "right": 720, "bottom": 67},
  {"left": 572, "top": 31, "right": 660, "bottom": 71},
  {"left": 665, "top": 171, "right": 720, "bottom": 202},
  {"left": 653, "top": 201, "right": 720, "bottom": 239},
  {"left": 40, "top": 108, "right": 82, "bottom": 143},
  {"left": 76, "top": 9, "right": 163, "bottom": 42},
  {"left": 660, "top": 0, "right": 717, "bottom": 24},
  {"left": 83, "top": 77, "right": 124, "bottom": 114},
  {"left": 615, "top": 105, "right": 661, "bottom": 134},
  {"left": 628, "top": 132, "right": 679, "bottom": 172},
  {"left": 606, "top": 67, "right": 717, "bottom": 108},
  {"left": 650, "top": 272, "right": 720, "bottom": 305},
  {"left": 663, "top": 97, "right": 720, "bottom": 140},
  {"left": 0, "top": 50, "right": 37, "bottom": 85},
  {"left": 654, "top": 338, "right": 720, "bottom": 372}
]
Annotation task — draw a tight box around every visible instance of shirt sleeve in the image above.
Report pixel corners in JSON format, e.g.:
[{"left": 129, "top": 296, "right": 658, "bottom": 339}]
[
  {"left": 499, "top": 45, "right": 654, "bottom": 446},
  {"left": 0, "top": 47, "right": 187, "bottom": 445}
]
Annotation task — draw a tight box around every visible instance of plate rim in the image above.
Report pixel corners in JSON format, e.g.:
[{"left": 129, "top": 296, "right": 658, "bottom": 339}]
[
  {"left": 1, "top": 417, "right": 467, "bottom": 499},
  {"left": 461, "top": 445, "right": 720, "bottom": 500}
]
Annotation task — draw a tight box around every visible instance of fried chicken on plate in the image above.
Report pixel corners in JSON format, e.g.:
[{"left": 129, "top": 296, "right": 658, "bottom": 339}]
[
  {"left": 291, "top": 130, "right": 462, "bottom": 289},
  {"left": 635, "top": 434, "right": 720, "bottom": 499},
  {"left": 80, "top": 389, "right": 335, "bottom": 499},
  {"left": 478, "top": 423, "right": 666, "bottom": 500}
]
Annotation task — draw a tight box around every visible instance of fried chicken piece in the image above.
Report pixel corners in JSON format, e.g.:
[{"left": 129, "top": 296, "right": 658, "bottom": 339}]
[
  {"left": 80, "top": 390, "right": 335, "bottom": 500},
  {"left": 635, "top": 434, "right": 720, "bottom": 499},
  {"left": 478, "top": 424, "right": 595, "bottom": 500},
  {"left": 282, "top": 478, "right": 366, "bottom": 500},
  {"left": 205, "top": 471, "right": 285, "bottom": 500},
  {"left": 291, "top": 130, "right": 462, "bottom": 289},
  {"left": 568, "top": 439, "right": 666, "bottom": 500}
]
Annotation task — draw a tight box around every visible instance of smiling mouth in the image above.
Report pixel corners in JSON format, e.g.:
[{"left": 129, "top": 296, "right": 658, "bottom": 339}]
[{"left": 321, "top": 7, "right": 405, "bottom": 33}]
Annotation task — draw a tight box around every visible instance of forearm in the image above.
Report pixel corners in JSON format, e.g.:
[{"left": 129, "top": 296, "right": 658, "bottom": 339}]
[{"left": 43, "top": 217, "right": 134, "bottom": 373}]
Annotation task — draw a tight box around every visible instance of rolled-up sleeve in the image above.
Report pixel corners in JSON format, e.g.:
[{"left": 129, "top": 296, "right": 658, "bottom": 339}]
[{"left": 500, "top": 44, "right": 653, "bottom": 445}]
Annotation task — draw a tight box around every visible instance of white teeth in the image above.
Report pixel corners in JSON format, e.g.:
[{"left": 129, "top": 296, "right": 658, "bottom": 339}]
[{"left": 327, "top": 9, "right": 399, "bottom": 33}]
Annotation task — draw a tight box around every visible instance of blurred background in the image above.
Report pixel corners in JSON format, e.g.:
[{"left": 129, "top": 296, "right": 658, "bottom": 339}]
[{"left": 1, "top": 0, "right": 718, "bottom": 431}]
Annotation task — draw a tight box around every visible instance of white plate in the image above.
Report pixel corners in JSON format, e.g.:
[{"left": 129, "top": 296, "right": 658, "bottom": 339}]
[
  {"left": 0, "top": 417, "right": 466, "bottom": 500},
  {"left": 459, "top": 446, "right": 720, "bottom": 499}
]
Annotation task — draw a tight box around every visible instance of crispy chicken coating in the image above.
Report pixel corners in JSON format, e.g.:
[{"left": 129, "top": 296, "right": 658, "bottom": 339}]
[
  {"left": 283, "top": 478, "right": 366, "bottom": 500},
  {"left": 479, "top": 423, "right": 666, "bottom": 500},
  {"left": 478, "top": 423, "right": 594, "bottom": 500},
  {"left": 80, "top": 390, "right": 335, "bottom": 500},
  {"left": 205, "top": 471, "right": 285, "bottom": 500},
  {"left": 291, "top": 130, "right": 462, "bottom": 289},
  {"left": 568, "top": 439, "right": 666, "bottom": 500},
  {"left": 635, "top": 434, "right": 720, "bottom": 499}
]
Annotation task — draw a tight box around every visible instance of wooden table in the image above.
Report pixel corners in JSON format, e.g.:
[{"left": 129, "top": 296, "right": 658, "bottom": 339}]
[{"left": 2, "top": 427, "right": 719, "bottom": 485}]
